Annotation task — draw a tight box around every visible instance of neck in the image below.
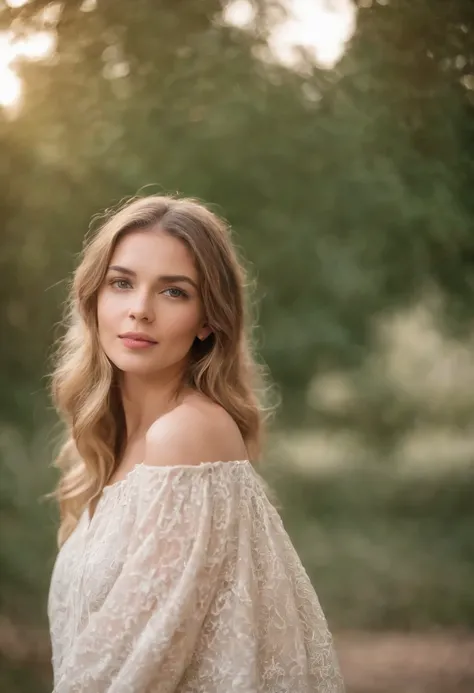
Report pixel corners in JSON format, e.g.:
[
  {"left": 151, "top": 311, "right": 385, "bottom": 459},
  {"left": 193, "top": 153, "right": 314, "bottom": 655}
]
[{"left": 118, "top": 368, "right": 190, "bottom": 442}]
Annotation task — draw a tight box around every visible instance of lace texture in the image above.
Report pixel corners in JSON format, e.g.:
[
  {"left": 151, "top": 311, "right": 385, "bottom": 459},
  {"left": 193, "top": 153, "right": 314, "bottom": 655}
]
[{"left": 48, "top": 460, "right": 345, "bottom": 692}]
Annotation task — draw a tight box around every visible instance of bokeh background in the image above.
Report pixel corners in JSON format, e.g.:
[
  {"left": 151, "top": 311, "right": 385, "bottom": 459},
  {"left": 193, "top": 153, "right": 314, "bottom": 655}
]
[{"left": 1, "top": 0, "right": 474, "bottom": 691}]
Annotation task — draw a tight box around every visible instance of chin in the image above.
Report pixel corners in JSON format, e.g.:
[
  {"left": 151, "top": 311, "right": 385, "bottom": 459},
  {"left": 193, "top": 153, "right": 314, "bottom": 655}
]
[{"left": 107, "top": 351, "right": 159, "bottom": 374}]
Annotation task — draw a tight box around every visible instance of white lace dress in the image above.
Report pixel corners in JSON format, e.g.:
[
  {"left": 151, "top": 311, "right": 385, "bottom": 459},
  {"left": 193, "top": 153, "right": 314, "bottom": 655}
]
[{"left": 48, "top": 460, "right": 345, "bottom": 692}]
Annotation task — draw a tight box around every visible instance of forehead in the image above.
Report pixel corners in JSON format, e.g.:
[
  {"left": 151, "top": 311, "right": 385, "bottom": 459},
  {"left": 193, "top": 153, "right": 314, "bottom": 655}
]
[{"left": 110, "top": 228, "right": 198, "bottom": 278}]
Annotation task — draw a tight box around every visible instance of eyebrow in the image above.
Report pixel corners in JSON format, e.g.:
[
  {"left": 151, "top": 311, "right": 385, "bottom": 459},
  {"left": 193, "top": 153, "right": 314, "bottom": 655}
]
[{"left": 107, "top": 265, "right": 198, "bottom": 291}]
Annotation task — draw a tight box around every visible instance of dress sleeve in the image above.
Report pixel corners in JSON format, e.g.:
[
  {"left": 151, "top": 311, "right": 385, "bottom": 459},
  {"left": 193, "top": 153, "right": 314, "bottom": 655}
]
[
  {"left": 53, "top": 465, "right": 235, "bottom": 693},
  {"left": 53, "top": 462, "right": 345, "bottom": 693}
]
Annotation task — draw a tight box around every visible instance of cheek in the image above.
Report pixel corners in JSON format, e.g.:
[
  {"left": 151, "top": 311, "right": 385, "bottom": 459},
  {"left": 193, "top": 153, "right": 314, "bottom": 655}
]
[
  {"left": 166, "top": 305, "right": 201, "bottom": 336},
  {"left": 97, "top": 292, "right": 121, "bottom": 337}
]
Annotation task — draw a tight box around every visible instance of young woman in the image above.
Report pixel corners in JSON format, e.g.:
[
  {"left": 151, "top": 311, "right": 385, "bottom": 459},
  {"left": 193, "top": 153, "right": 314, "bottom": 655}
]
[{"left": 47, "top": 195, "right": 345, "bottom": 692}]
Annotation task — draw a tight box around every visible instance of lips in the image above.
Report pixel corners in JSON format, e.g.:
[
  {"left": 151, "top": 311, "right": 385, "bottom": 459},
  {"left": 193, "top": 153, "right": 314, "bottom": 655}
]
[
  {"left": 118, "top": 332, "right": 158, "bottom": 350},
  {"left": 119, "top": 336, "right": 158, "bottom": 350},
  {"left": 119, "top": 332, "right": 157, "bottom": 343}
]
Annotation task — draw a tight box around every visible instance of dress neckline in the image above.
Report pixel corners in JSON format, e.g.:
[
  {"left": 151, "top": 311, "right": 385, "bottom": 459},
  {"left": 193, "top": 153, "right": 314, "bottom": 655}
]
[
  {"left": 86, "top": 459, "right": 252, "bottom": 526},
  {"left": 103, "top": 458, "right": 251, "bottom": 493}
]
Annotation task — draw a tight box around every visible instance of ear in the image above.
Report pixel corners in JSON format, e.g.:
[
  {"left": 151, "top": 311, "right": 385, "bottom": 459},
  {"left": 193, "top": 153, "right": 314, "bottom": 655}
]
[{"left": 197, "top": 323, "right": 212, "bottom": 341}]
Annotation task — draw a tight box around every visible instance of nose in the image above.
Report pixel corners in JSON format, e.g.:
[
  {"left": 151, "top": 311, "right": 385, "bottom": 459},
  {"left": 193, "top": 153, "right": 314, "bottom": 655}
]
[{"left": 128, "top": 291, "right": 154, "bottom": 323}]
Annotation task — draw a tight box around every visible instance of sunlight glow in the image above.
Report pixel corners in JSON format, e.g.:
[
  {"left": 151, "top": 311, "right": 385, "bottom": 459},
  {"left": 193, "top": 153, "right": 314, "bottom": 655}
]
[
  {"left": 5, "top": 0, "right": 30, "bottom": 7},
  {"left": 272, "top": 0, "right": 356, "bottom": 69},
  {"left": 223, "top": 0, "right": 256, "bottom": 28},
  {"left": 0, "top": 29, "right": 56, "bottom": 109},
  {"left": 80, "top": 0, "right": 97, "bottom": 12},
  {"left": 0, "top": 64, "right": 22, "bottom": 107},
  {"left": 223, "top": 0, "right": 357, "bottom": 69},
  {"left": 14, "top": 31, "right": 55, "bottom": 60},
  {"left": 2, "top": 0, "right": 356, "bottom": 109}
]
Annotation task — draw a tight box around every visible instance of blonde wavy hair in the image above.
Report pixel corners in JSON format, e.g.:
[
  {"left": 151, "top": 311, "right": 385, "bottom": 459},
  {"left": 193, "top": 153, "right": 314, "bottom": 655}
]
[{"left": 49, "top": 195, "right": 275, "bottom": 547}]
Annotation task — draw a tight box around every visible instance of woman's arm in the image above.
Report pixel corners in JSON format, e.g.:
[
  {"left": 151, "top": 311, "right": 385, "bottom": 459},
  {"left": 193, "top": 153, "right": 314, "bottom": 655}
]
[{"left": 54, "top": 461, "right": 235, "bottom": 693}]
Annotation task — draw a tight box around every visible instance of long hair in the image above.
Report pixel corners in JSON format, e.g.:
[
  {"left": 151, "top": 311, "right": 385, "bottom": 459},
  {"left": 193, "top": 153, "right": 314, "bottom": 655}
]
[{"left": 48, "top": 195, "right": 275, "bottom": 547}]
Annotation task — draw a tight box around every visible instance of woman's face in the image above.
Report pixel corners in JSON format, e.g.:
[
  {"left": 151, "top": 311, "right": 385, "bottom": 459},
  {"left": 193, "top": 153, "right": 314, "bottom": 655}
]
[{"left": 97, "top": 227, "right": 211, "bottom": 379}]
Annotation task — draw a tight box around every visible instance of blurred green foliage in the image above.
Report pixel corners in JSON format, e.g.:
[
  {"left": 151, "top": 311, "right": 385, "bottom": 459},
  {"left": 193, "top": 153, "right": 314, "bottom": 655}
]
[
  {"left": 1, "top": 0, "right": 474, "bottom": 420},
  {"left": 273, "top": 461, "right": 474, "bottom": 631},
  {"left": 1, "top": 0, "right": 474, "bottom": 690}
]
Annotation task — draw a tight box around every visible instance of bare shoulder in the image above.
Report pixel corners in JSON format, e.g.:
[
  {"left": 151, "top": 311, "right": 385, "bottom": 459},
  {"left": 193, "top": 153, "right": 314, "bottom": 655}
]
[{"left": 143, "top": 393, "right": 249, "bottom": 468}]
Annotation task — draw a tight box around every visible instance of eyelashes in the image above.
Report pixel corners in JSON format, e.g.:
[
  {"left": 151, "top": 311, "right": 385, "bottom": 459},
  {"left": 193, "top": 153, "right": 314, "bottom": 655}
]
[
  {"left": 110, "top": 279, "right": 131, "bottom": 290},
  {"left": 163, "top": 287, "right": 189, "bottom": 299},
  {"left": 108, "top": 279, "right": 189, "bottom": 299}
]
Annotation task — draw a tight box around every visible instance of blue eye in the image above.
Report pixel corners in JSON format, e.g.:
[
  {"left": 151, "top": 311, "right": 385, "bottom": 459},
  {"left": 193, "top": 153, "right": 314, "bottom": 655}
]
[
  {"left": 110, "top": 279, "right": 131, "bottom": 290},
  {"left": 163, "top": 287, "right": 188, "bottom": 299}
]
